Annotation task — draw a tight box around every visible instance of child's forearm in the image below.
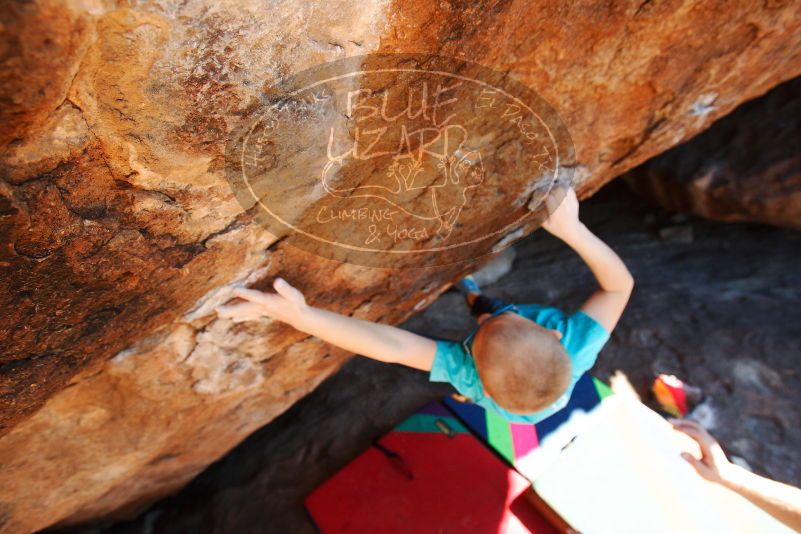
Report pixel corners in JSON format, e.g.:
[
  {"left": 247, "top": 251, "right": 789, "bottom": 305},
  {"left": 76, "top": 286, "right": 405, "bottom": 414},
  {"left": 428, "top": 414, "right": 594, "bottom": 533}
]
[
  {"left": 290, "top": 306, "right": 436, "bottom": 370},
  {"left": 558, "top": 223, "right": 633, "bottom": 293},
  {"left": 541, "top": 188, "right": 632, "bottom": 331}
]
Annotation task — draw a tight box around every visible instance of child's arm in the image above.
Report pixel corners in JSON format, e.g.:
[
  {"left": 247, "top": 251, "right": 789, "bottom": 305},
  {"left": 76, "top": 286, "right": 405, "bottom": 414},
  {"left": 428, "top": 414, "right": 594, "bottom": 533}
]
[
  {"left": 215, "top": 278, "right": 438, "bottom": 371},
  {"left": 542, "top": 188, "right": 634, "bottom": 332}
]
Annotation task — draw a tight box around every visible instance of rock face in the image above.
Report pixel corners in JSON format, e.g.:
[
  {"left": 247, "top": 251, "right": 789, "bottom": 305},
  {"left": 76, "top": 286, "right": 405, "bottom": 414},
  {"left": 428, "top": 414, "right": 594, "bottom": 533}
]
[
  {"left": 1, "top": 1, "right": 800, "bottom": 531},
  {"left": 625, "top": 75, "right": 801, "bottom": 230}
]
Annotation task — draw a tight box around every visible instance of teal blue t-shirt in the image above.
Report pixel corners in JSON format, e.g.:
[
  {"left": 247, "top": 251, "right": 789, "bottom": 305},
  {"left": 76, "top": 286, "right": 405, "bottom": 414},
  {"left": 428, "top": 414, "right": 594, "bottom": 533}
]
[{"left": 429, "top": 304, "right": 610, "bottom": 423}]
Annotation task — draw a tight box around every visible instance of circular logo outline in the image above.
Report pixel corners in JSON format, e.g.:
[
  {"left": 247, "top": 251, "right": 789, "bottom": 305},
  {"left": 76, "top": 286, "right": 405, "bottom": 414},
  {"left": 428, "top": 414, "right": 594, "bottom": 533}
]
[{"left": 227, "top": 54, "right": 575, "bottom": 267}]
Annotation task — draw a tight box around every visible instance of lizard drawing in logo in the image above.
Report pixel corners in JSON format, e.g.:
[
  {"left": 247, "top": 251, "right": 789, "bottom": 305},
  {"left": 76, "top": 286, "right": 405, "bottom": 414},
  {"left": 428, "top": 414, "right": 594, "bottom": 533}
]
[{"left": 320, "top": 123, "right": 485, "bottom": 240}]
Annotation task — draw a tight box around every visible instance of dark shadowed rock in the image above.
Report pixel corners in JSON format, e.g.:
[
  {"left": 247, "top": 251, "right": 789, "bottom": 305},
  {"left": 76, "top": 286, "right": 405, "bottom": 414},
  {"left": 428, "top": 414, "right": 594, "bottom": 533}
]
[{"left": 625, "top": 75, "right": 801, "bottom": 229}]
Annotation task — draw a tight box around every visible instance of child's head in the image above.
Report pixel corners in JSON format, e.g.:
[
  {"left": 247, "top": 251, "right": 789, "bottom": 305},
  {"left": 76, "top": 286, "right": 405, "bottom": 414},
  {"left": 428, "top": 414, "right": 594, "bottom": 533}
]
[{"left": 471, "top": 313, "right": 572, "bottom": 414}]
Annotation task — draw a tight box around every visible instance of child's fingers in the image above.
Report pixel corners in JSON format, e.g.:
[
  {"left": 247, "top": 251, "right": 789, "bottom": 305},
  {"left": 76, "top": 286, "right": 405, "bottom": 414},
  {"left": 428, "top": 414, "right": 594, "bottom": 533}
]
[
  {"left": 543, "top": 188, "right": 562, "bottom": 217},
  {"left": 232, "top": 287, "right": 274, "bottom": 305},
  {"left": 215, "top": 303, "right": 242, "bottom": 317},
  {"left": 215, "top": 302, "right": 261, "bottom": 320},
  {"left": 273, "top": 277, "right": 305, "bottom": 304}
]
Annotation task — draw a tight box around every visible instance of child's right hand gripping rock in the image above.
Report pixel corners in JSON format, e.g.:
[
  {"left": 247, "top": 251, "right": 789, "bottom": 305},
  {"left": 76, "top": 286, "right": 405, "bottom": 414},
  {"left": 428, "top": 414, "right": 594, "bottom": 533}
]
[
  {"left": 215, "top": 278, "right": 308, "bottom": 326},
  {"left": 214, "top": 277, "right": 437, "bottom": 371}
]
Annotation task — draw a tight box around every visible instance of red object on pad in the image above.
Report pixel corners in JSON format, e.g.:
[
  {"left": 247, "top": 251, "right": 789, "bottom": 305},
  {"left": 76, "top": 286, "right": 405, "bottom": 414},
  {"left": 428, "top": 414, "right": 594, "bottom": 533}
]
[{"left": 305, "top": 406, "right": 556, "bottom": 533}]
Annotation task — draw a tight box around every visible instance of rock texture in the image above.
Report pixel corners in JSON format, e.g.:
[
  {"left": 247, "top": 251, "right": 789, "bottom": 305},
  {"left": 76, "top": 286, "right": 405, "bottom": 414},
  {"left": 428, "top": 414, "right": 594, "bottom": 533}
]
[
  {"left": 1, "top": 1, "right": 801, "bottom": 532},
  {"left": 102, "top": 183, "right": 801, "bottom": 533},
  {"left": 625, "top": 75, "right": 801, "bottom": 229}
]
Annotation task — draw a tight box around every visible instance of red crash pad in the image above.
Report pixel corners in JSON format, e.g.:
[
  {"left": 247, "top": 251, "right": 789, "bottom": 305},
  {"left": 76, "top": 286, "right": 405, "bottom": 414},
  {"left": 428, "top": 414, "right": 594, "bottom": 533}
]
[{"left": 305, "top": 405, "right": 556, "bottom": 533}]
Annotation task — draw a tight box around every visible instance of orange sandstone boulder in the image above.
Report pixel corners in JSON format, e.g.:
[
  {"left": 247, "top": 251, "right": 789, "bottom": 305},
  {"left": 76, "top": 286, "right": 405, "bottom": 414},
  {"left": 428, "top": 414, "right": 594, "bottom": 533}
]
[{"left": 0, "top": 0, "right": 800, "bottom": 531}]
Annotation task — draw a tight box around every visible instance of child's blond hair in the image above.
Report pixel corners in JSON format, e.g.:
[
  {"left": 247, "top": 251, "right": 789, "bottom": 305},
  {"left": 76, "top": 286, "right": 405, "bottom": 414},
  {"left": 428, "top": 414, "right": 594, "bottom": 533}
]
[{"left": 472, "top": 317, "right": 572, "bottom": 413}]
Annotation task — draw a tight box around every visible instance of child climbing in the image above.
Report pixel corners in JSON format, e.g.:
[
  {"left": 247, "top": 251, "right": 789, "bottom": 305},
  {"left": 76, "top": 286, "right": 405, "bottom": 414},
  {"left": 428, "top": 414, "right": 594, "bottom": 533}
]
[{"left": 215, "top": 187, "right": 634, "bottom": 423}]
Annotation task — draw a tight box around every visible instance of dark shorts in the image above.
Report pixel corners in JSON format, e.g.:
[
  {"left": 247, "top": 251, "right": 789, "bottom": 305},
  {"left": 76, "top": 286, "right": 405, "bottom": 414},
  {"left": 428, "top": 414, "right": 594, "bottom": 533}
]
[{"left": 470, "top": 295, "right": 511, "bottom": 318}]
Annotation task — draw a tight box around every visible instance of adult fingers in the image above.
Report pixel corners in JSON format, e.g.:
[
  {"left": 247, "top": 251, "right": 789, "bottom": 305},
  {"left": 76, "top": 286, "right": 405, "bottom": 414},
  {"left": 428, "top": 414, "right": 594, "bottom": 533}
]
[
  {"left": 670, "top": 419, "right": 714, "bottom": 443},
  {"left": 681, "top": 452, "right": 713, "bottom": 479},
  {"left": 672, "top": 420, "right": 711, "bottom": 445},
  {"left": 671, "top": 420, "right": 717, "bottom": 461},
  {"left": 670, "top": 418, "right": 704, "bottom": 432},
  {"left": 670, "top": 419, "right": 714, "bottom": 440}
]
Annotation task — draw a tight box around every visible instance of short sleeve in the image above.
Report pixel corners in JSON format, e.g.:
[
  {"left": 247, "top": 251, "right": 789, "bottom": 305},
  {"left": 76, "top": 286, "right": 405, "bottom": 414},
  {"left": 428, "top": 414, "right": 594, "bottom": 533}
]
[
  {"left": 562, "top": 310, "right": 610, "bottom": 376},
  {"left": 429, "top": 340, "right": 483, "bottom": 398}
]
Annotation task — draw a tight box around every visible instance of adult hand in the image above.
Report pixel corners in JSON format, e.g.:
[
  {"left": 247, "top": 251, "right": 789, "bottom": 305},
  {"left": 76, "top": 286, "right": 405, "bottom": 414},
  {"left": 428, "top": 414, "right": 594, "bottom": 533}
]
[
  {"left": 673, "top": 418, "right": 801, "bottom": 531},
  {"left": 671, "top": 418, "right": 736, "bottom": 485}
]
